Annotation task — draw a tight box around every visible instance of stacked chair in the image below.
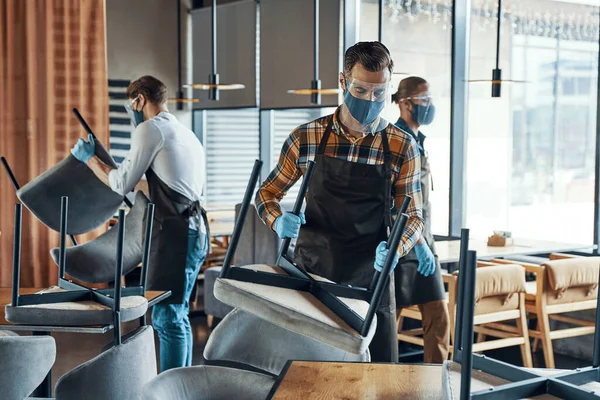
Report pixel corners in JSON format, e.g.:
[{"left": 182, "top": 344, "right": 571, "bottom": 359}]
[
  {"left": 142, "top": 158, "right": 406, "bottom": 398},
  {"left": 442, "top": 229, "right": 600, "bottom": 399},
  {"left": 2, "top": 111, "right": 159, "bottom": 399},
  {"left": 491, "top": 253, "right": 600, "bottom": 368},
  {"left": 398, "top": 260, "right": 533, "bottom": 367},
  {"left": 0, "top": 331, "right": 56, "bottom": 400}
]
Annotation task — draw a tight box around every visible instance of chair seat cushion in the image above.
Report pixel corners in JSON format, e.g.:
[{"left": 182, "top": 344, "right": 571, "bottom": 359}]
[
  {"left": 142, "top": 365, "right": 276, "bottom": 400},
  {"left": 50, "top": 191, "right": 149, "bottom": 284},
  {"left": 16, "top": 139, "right": 123, "bottom": 235},
  {"left": 214, "top": 264, "right": 377, "bottom": 355},
  {"left": 544, "top": 257, "right": 600, "bottom": 291},
  {"left": 5, "top": 287, "right": 148, "bottom": 326},
  {"left": 204, "top": 308, "right": 370, "bottom": 376},
  {"left": 473, "top": 265, "right": 526, "bottom": 302}
]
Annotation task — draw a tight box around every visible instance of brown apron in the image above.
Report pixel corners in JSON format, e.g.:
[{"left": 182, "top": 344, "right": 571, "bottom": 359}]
[
  {"left": 144, "top": 168, "right": 210, "bottom": 304},
  {"left": 294, "top": 117, "right": 399, "bottom": 362},
  {"left": 393, "top": 118, "right": 444, "bottom": 307}
]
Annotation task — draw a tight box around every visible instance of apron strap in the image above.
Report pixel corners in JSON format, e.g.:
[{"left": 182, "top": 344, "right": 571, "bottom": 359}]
[
  {"left": 317, "top": 117, "right": 334, "bottom": 156},
  {"left": 380, "top": 130, "right": 393, "bottom": 230}
]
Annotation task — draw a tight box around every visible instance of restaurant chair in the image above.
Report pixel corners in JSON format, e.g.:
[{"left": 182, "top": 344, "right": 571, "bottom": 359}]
[
  {"left": 6, "top": 201, "right": 151, "bottom": 329},
  {"left": 203, "top": 203, "right": 291, "bottom": 328},
  {"left": 447, "top": 263, "right": 532, "bottom": 367},
  {"left": 54, "top": 325, "right": 156, "bottom": 400},
  {"left": 491, "top": 255, "right": 600, "bottom": 368},
  {"left": 142, "top": 366, "right": 275, "bottom": 400},
  {"left": 204, "top": 308, "right": 370, "bottom": 376},
  {"left": 398, "top": 261, "right": 534, "bottom": 365},
  {"left": 204, "top": 267, "right": 234, "bottom": 328},
  {"left": 396, "top": 261, "right": 495, "bottom": 357},
  {"left": 0, "top": 331, "right": 56, "bottom": 400}
]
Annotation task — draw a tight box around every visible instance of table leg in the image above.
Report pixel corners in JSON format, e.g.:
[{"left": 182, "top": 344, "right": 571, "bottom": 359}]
[{"left": 31, "top": 331, "right": 52, "bottom": 397}]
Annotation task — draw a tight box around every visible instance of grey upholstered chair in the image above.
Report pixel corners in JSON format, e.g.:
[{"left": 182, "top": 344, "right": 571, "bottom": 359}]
[
  {"left": 204, "top": 267, "right": 235, "bottom": 327},
  {"left": 204, "top": 308, "right": 370, "bottom": 376},
  {"left": 54, "top": 326, "right": 156, "bottom": 400},
  {"left": 204, "top": 203, "right": 294, "bottom": 327},
  {"left": 142, "top": 365, "right": 275, "bottom": 400},
  {"left": 0, "top": 331, "right": 56, "bottom": 400}
]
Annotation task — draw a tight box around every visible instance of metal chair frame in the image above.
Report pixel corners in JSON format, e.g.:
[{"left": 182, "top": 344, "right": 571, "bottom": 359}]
[
  {"left": 454, "top": 228, "right": 600, "bottom": 399},
  {"left": 219, "top": 159, "right": 411, "bottom": 337}
]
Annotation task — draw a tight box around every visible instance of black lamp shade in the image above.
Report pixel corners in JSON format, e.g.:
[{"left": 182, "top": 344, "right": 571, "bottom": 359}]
[{"left": 491, "top": 68, "right": 502, "bottom": 98}]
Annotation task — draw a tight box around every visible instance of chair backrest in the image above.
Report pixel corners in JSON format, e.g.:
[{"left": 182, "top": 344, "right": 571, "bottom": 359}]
[
  {"left": 16, "top": 139, "right": 122, "bottom": 235},
  {"left": 234, "top": 203, "right": 295, "bottom": 267},
  {"left": 142, "top": 365, "right": 275, "bottom": 400},
  {"left": 234, "top": 203, "right": 279, "bottom": 267},
  {"left": 0, "top": 333, "right": 56, "bottom": 400},
  {"left": 452, "top": 264, "right": 526, "bottom": 315},
  {"left": 543, "top": 257, "right": 600, "bottom": 305},
  {"left": 49, "top": 191, "right": 150, "bottom": 284},
  {"left": 204, "top": 308, "right": 370, "bottom": 376},
  {"left": 54, "top": 326, "right": 156, "bottom": 400}
]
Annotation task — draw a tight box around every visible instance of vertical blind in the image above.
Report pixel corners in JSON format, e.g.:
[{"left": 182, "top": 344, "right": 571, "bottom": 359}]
[
  {"left": 108, "top": 79, "right": 132, "bottom": 165},
  {"left": 204, "top": 108, "right": 260, "bottom": 206}
]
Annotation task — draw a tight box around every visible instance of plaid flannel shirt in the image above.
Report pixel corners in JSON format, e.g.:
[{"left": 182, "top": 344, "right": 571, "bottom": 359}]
[{"left": 255, "top": 107, "right": 424, "bottom": 256}]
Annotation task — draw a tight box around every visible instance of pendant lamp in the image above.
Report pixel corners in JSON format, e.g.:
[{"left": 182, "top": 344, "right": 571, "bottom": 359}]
[
  {"left": 168, "top": 0, "right": 199, "bottom": 108},
  {"left": 468, "top": 0, "right": 527, "bottom": 97},
  {"left": 183, "top": 0, "right": 245, "bottom": 101},
  {"left": 287, "top": 0, "right": 340, "bottom": 104}
]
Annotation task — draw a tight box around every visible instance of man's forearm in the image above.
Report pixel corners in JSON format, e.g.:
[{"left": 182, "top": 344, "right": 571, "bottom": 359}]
[{"left": 86, "top": 156, "right": 114, "bottom": 188}]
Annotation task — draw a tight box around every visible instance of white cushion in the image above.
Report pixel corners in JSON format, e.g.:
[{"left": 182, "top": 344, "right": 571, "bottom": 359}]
[{"left": 214, "top": 264, "right": 377, "bottom": 354}]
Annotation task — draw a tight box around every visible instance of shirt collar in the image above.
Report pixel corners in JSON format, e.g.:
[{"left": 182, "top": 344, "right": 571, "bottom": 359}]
[
  {"left": 395, "top": 117, "right": 426, "bottom": 146},
  {"left": 333, "top": 106, "right": 385, "bottom": 137}
]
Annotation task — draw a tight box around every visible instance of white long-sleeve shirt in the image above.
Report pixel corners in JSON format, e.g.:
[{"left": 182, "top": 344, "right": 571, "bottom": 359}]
[{"left": 108, "top": 111, "right": 206, "bottom": 231}]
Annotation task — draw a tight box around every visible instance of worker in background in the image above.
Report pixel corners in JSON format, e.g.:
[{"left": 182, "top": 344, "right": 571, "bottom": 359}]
[
  {"left": 256, "top": 42, "right": 424, "bottom": 362},
  {"left": 69, "top": 76, "right": 209, "bottom": 371},
  {"left": 392, "top": 76, "right": 449, "bottom": 363}
]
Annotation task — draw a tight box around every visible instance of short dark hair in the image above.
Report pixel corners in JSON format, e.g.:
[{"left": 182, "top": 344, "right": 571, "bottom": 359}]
[
  {"left": 392, "top": 76, "right": 428, "bottom": 103},
  {"left": 126, "top": 75, "right": 168, "bottom": 105},
  {"left": 343, "top": 41, "right": 394, "bottom": 78}
]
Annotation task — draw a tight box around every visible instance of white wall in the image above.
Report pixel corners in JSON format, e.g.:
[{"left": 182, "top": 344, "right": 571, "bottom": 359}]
[{"left": 106, "top": 0, "right": 193, "bottom": 128}]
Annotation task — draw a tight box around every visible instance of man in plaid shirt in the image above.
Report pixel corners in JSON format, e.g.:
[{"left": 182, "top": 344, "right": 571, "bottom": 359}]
[{"left": 255, "top": 42, "right": 424, "bottom": 362}]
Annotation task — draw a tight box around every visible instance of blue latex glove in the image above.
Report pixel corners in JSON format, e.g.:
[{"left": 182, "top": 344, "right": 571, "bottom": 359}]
[
  {"left": 274, "top": 212, "right": 306, "bottom": 239},
  {"left": 374, "top": 241, "right": 400, "bottom": 272},
  {"left": 70, "top": 133, "right": 95, "bottom": 163},
  {"left": 415, "top": 243, "right": 436, "bottom": 277}
]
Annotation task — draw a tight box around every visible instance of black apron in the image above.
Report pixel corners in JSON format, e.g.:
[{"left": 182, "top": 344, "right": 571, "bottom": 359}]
[
  {"left": 294, "top": 117, "right": 398, "bottom": 362},
  {"left": 394, "top": 119, "right": 445, "bottom": 307},
  {"left": 145, "top": 168, "right": 210, "bottom": 304}
]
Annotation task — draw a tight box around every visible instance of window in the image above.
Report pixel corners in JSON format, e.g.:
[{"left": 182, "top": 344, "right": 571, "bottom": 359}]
[
  {"left": 466, "top": 0, "right": 599, "bottom": 244},
  {"left": 360, "top": 0, "right": 453, "bottom": 236},
  {"left": 195, "top": 108, "right": 260, "bottom": 206}
]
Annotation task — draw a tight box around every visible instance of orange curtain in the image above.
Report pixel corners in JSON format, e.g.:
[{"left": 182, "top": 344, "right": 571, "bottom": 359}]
[{"left": 0, "top": 0, "right": 109, "bottom": 288}]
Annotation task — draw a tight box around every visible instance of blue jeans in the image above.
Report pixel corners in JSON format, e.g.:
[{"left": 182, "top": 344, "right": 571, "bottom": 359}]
[{"left": 152, "top": 229, "right": 208, "bottom": 372}]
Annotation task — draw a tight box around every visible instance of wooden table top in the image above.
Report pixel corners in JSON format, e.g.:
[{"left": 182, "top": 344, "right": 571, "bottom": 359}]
[
  {"left": 268, "top": 361, "right": 593, "bottom": 400},
  {"left": 436, "top": 238, "right": 593, "bottom": 264},
  {"left": 268, "top": 361, "right": 445, "bottom": 400},
  {"left": 0, "top": 288, "right": 170, "bottom": 332}
]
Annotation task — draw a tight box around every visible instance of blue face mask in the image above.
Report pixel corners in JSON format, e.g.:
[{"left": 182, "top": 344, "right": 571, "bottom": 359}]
[
  {"left": 410, "top": 102, "right": 435, "bottom": 126},
  {"left": 125, "top": 98, "right": 145, "bottom": 127},
  {"left": 343, "top": 90, "right": 386, "bottom": 125},
  {"left": 132, "top": 109, "right": 145, "bottom": 127}
]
